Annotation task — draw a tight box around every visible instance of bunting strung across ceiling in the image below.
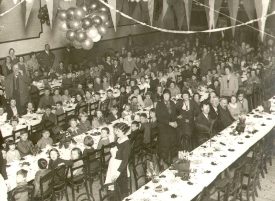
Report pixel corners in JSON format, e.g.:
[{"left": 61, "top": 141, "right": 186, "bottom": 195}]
[
  {"left": 255, "top": 0, "right": 270, "bottom": 41},
  {"left": 173, "top": 0, "right": 185, "bottom": 29},
  {"left": 162, "top": 0, "right": 168, "bottom": 21},
  {"left": 204, "top": 0, "right": 223, "bottom": 29},
  {"left": 107, "top": 0, "right": 117, "bottom": 31},
  {"left": 148, "top": 0, "right": 154, "bottom": 25},
  {"left": 25, "top": 0, "right": 34, "bottom": 26},
  {"left": 183, "top": 0, "right": 192, "bottom": 30},
  {"left": 243, "top": 0, "right": 255, "bottom": 20},
  {"left": 45, "top": 0, "right": 53, "bottom": 28},
  {"left": 228, "top": 0, "right": 239, "bottom": 36}
]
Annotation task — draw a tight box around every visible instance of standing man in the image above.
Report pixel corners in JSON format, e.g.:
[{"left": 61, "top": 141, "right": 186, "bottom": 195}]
[
  {"left": 4, "top": 64, "right": 30, "bottom": 114},
  {"left": 220, "top": 66, "right": 239, "bottom": 98},
  {"left": 37, "top": 44, "right": 55, "bottom": 73},
  {"left": 123, "top": 51, "right": 137, "bottom": 76}
]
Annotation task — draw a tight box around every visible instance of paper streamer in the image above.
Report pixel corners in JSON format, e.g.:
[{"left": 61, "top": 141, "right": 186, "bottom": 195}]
[
  {"left": 162, "top": 0, "right": 168, "bottom": 21},
  {"left": 204, "top": 0, "right": 222, "bottom": 29},
  {"left": 148, "top": 0, "right": 154, "bottom": 25},
  {"left": 0, "top": 0, "right": 26, "bottom": 17},
  {"left": 98, "top": 0, "right": 275, "bottom": 39},
  {"left": 107, "top": 0, "right": 117, "bottom": 31},
  {"left": 243, "top": 0, "right": 255, "bottom": 20},
  {"left": 25, "top": 0, "right": 34, "bottom": 26},
  {"left": 228, "top": 0, "right": 239, "bottom": 36},
  {"left": 255, "top": 0, "right": 270, "bottom": 41},
  {"left": 173, "top": 0, "right": 185, "bottom": 29},
  {"left": 45, "top": 0, "right": 53, "bottom": 28},
  {"left": 183, "top": 0, "right": 192, "bottom": 30}
]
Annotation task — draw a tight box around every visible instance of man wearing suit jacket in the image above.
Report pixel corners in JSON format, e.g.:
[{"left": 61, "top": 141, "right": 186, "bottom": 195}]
[
  {"left": 218, "top": 98, "right": 234, "bottom": 131},
  {"left": 195, "top": 102, "right": 215, "bottom": 146},
  {"left": 4, "top": 64, "right": 30, "bottom": 113},
  {"left": 209, "top": 96, "right": 219, "bottom": 120},
  {"left": 220, "top": 66, "right": 239, "bottom": 98},
  {"left": 37, "top": 44, "right": 55, "bottom": 73}
]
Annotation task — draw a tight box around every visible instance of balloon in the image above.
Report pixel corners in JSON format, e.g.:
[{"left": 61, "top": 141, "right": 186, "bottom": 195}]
[
  {"left": 74, "top": 7, "right": 86, "bottom": 20},
  {"left": 89, "top": 2, "right": 98, "bottom": 12},
  {"left": 57, "top": 10, "right": 67, "bottom": 21},
  {"left": 97, "top": 25, "right": 107, "bottom": 35},
  {"left": 66, "top": 7, "right": 76, "bottom": 20},
  {"left": 82, "top": 38, "right": 94, "bottom": 50},
  {"left": 97, "top": 12, "right": 108, "bottom": 23},
  {"left": 91, "top": 34, "right": 101, "bottom": 42},
  {"left": 81, "top": 17, "right": 93, "bottom": 29},
  {"left": 66, "top": 30, "right": 76, "bottom": 41},
  {"left": 86, "top": 26, "right": 99, "bottom": 38},
  {"left": 59, "top": 21, "right": 69, "bottom": 32},
  {"left": 99, "top": 6, "right": 108, "bottom": 13},
  {"left": 73, "top": 40, "right": 82, "bottom": 49},
  {"left": 92, "top": 16, "right": 102, "bottom": 26},
  {"left": 68, "top": 19, "right": 82, "bottom": 30},
  {"left": 76, "top": 30, "right": 87, "bottom": 42}
]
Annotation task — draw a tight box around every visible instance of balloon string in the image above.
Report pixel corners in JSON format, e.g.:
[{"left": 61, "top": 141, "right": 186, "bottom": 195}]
[
  {"left": 0, "top": 0, "right": 26, "bottom": 17},
  {"left": 193, "top": 0, "right": 275, "bottom": 39},
  {"left": 98, "top": 0, "right": 275, "bottom": 37}
]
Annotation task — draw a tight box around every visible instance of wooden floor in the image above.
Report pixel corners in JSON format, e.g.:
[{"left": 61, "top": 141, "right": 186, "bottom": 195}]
[{"left": 256, "top": 156, "right": 275, "bottom": 201}]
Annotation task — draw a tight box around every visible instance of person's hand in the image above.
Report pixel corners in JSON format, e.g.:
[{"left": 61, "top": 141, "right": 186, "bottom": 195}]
[
  {"left": 169, "top": 122, "right": 177, "bottom": 128},
  {"left": 177, "top": 115, "right": 182, "bottom": 119}
]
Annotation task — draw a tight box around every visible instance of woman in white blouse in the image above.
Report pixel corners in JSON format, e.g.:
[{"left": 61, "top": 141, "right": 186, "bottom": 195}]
[{"left": 228, "top": 95, "right": 241, "bottom": 120}]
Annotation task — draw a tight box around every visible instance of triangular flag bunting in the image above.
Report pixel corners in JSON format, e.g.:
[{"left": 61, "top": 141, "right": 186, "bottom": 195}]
[
  {"left": 254, "top": 0, "right": 270, "bottom": 41},
  {"left": 205, "top": 0, "right": 222, "bottom": 29},
  {"left": 243, "top": 0, "right": 255, "bottom": 20},
  {"left": 148, "top": 0, "right": 154, "bottom": 25},
  {"left": 45, "top": 0, "right": 54, "bottom": 28},
  {"left": 173, "top": 0, "right": 185, "bottom": 29},
  {"left": 183, "top": 0, "right": 192, "bottom": 30},
  {"left": 107, "top": 0, "right": 117, "bottom": 31},
  {"left": 25, "top": 0, "right": 35, "bottom": 26},
  {"left": 162, "top": 0, "right": 168, "bottom": 21},
  {"left": 228, "top": 0, "right": 239, "bottom": 36}
]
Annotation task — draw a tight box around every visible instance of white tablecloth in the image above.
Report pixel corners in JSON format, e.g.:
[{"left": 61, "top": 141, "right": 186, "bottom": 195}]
[{"left": 124, "top": 99, "right": 275, "bottom": 201}]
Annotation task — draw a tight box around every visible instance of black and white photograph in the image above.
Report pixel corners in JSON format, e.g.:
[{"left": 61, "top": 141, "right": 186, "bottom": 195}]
[{"left": 0, "top": 0, "right": 275, "bottom": 200}]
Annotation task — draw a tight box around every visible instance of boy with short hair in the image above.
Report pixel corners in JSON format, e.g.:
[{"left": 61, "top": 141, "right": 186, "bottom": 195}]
[
  {"left": 36, "top": 130, "right": 53, "bottom": 149},
  {"left": 17, "top": 132, "right": 34, "bottom": 157}
]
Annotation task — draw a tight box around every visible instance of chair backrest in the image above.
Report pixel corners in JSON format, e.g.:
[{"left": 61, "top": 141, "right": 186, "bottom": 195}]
[
  {"left": 101, "top": 142, "right": 116, "bottom": 169},
  {"left": 30, "top": 123, "right": 44, "bottom": 144},
  {"left": 89, "top": 101, "right": 99, "bottom": 117},
  {"left": 13, "top": 127, "right": 28, "bottom": 142},
  {"left": 99, "top": 183, "right": 121, "bottom": 201},
  {"left": 53, "top": 164, "right": 68, "bottom": 185},
  {"left": 11, "top": 184, "right": 34, "bottom": 201},
  {"left": 130, "top": 157, "right": 151, "bottom": 190},
  {"left": 66, "top": 108, "right": 76, "bottom": 117},
  {"left": 56, "top": 112, "right": 67, "bottom": 129},
  {"left": 39, "top": 170, "right": 54, "bottom": 200},
  {"left": 76, "top": 104, "right": 88, "bottom": 116},
  {"left": 84, "top": 149, "right": 102, "bottom": 175},
  {"left": 68, "top": 158, "right": 85, "bottom": 179}
]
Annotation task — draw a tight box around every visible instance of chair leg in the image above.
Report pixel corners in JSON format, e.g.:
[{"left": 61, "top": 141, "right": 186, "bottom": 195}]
[
  {"left": 71, "top": 185, "right": 76, "bottom": 201},
  {"left": 65, "top": 188, "right": 69, "bottom": 201},
  {"left": 84, "top": 181, "right": 91, "bottom": 201}
]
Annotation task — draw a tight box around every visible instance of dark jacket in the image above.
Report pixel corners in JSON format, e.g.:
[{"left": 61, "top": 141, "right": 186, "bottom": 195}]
[{"left": 218, "top": 105, "right": 234, "bottom": 131}]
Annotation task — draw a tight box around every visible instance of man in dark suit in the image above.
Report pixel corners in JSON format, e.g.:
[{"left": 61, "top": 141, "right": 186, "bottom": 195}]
[
  {"left": 4, "top": 64, "right": 30, "bottom": 113},
  {"left": 37, "top": 44, "right": 55, "bottom": 73},
  {"left": 209, "top": 96, "right": 219, "bottom": 120},
  {"left": 195, "top": 102, "right": 215, "bottom": 146},
  {"left": 218, "top": 98, "right": 234, "bottom": 131}
]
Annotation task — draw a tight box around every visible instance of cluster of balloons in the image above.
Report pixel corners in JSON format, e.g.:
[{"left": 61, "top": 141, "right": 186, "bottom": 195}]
[
  {"left": 38, "top": 5, "right": 50, "bottom": 26},
  {"left": 57, "top": 2, "right": 109, "bottom": 50}
]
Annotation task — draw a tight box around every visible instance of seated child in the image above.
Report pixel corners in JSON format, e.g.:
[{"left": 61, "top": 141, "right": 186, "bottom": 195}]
[
  {"left": 144, "top": 92, "right": 153, "bottom": 108},
  {"left": 67, "top": 118, "right": 81, "bottom": 137},
  {"left": 6, "top": 140, "right": 21, "bottom": 163},
  {"left": 107, "top": 106, "right": 119, "bottom": 123},
  {"left": 69, "top": 148, "right": 83, "bottom": 176},
  {"left": 48, "top": 148, "right": 66, "bottom": 170},
  {"left": 41, "top": 105, "right": 56, "bottom": 125},
  {"left": 33, "top": 159, "right": 50, "bottom": 197},
  {"left": 55, "top": 101, "right": 65, "bottom": 116},
  {"left": 17, "top": 132, "right": 34, "bottom": 157},
  {"left": 78, "top": 112, "right": 92, "bottom": 134},
  {"left": 83, "top": 136, "right": 95, "bottom": 158},
  {"left": 97, "top": 127, "right": 110, "bottom": 150},
  {"left": 12, "top": 169, "right": 30, "bottom": 201},
  {"left": 36, "top": 130, "right": 53, "bottom": 149},
  {"left": 121, "top": 104, "right": 131, "bottom": 118}
]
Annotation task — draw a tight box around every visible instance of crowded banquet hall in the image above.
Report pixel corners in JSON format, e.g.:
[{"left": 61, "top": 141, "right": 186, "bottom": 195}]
[{"left": 1, "top": 0, "right": 275, "bottom": 200}]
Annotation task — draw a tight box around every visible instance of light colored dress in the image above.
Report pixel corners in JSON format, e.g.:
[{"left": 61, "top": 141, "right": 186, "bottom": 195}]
[{"left": 228, "top": 103, "right": 241, "bottom": 120}]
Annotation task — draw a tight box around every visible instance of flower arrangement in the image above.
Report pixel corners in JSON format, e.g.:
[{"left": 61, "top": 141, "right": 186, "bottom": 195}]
[
  {"left": 38, "top": 5, "right": 50, "bottom": 26},
  {"left": 58, "top": 130, "right": 76, "bottom": 149},
  {"left": 236, "top": 114, "right": 246, "bottom": 134}
]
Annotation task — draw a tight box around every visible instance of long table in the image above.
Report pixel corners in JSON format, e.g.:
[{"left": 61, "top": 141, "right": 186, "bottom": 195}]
[
  {"left": 124, "top": 98, "right": 275, "bottom": 201},
  {"left": 5, "top": 106, "right": 150, "bottom": 191}
]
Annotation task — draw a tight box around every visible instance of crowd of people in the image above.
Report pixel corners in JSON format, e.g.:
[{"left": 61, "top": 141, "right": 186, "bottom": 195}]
[{"left": 0, "top": 34, "right": 274, "bottom": 200}]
